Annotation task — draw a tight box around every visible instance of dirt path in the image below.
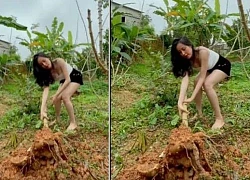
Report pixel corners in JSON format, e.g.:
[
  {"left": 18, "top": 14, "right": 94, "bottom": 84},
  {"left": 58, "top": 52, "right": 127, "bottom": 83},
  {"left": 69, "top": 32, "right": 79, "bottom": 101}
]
[
  {"left": 0, "top": 104, "right": 7, "bottom": 117},
  {"left": 112, "top": 90, "right": 140, "bottom": 109}
]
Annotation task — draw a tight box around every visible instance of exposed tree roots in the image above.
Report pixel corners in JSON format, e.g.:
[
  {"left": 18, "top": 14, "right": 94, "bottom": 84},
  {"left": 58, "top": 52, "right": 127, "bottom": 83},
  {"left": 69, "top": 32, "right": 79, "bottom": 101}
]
[
  {"left": 137, "top": 125, "right": 212, "bottom": 179},
  {"left": 0, "top": 127, "right": 89, "bottom": 179}
]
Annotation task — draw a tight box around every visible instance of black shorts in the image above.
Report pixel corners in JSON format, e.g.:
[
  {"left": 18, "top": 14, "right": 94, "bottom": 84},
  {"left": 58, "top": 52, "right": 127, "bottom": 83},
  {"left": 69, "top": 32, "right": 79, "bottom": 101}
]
[
  {"left": 60, "top": 68, "right": 83, "bottom": 85},
  {"left": 207, "top": 55, "right": 231, "bottom": 76}
]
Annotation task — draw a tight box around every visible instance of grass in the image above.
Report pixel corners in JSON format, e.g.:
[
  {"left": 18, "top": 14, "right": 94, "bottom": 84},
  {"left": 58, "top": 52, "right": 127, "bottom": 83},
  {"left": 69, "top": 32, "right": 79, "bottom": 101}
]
[{"left": 0, "top": 74, "right": 108, "bottom": 134}]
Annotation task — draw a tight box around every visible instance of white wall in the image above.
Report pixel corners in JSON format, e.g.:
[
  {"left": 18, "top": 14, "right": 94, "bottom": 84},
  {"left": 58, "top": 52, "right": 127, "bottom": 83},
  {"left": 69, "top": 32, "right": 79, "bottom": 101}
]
[
  {"left": 112, "top": 2, "right": 142, "bottom": 26},
  {"left": 0, "top": 40, "right": 11, "bottom": 54}
]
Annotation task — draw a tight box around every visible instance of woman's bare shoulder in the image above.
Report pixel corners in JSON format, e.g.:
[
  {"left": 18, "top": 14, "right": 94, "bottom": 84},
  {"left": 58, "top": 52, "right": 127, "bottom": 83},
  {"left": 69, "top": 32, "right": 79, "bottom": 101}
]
[
  {"left": 52, "top": 58, "right": 66, "bottom": 71},
  {"left": 53, "top": 58, "right": 66, "bottom": 66},
  {"left": 195, "top": 46, "right": 209, "bottom": 51},
  {"left": 53, "top": 58, "right": 65, "bottom": 62},
  {"left": 196, "top": 46, "right": 209, "bottom": 56}
]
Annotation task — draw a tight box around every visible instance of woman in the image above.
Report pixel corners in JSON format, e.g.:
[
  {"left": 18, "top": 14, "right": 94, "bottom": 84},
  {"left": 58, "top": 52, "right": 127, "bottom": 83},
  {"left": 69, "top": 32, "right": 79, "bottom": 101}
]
[
  {"left": 33, "top": 52, "right": 83, "bottom": 131},
  {"left": 171, "top": 37, "right": 231, "bottom": 129}
]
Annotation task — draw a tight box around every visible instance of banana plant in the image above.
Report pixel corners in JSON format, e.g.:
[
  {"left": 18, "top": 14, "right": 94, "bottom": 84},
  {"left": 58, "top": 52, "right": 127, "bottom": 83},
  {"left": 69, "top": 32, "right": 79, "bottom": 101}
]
[
  {"left": 0, "top": 15, "right": 27, "bottom": 31},
  {"left": 18, "top": 17, "right": 90, "bottom": 67},
  {"left": 152, "top": 0, "right": 239, "bottom": 47},
  {"left": 112, "top": 12, "right": 132, "bottom": 63}
]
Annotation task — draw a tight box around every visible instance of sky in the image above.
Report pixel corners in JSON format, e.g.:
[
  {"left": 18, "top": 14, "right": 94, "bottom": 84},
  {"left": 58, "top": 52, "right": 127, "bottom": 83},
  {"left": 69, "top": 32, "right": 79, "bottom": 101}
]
[
  {"left": 0, "top": 0, "right": 109, "bottom": 60},
  {"left": 1, "top": 0, "right": 250, "bottom": 60},
  {"left": 113, "top": 0, "right": 250, "bottom": 34}
]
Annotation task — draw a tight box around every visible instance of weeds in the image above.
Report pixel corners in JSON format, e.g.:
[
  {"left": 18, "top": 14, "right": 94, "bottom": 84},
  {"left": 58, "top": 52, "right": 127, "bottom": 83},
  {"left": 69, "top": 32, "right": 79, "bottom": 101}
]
[{"left": 0, "top": 76, "right": 108, "bottom": 135}]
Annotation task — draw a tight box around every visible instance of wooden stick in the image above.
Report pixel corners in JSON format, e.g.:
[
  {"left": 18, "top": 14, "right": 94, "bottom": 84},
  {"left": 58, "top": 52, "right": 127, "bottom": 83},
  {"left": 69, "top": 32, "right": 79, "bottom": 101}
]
[
  {"left": 237, "top": 0, "right": 250, "bottom": 42},
  {"left": 43, "top": 117, "right": 49, "bottom": 128},
  {"left": 182, "top": 98, "right": 188, "bottom": 126}
]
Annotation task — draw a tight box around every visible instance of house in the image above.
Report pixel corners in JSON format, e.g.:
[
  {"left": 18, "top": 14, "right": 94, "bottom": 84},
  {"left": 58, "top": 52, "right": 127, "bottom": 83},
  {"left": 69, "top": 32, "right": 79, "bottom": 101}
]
[
  {"left": 0, "top": 39, "right": 11, "bottom": 54},
  {"left": 111, "top": 1, "right": 143, "bottom": 26},
  {"left": 211, "top": 41, "right": 230, "bottom": 56}
]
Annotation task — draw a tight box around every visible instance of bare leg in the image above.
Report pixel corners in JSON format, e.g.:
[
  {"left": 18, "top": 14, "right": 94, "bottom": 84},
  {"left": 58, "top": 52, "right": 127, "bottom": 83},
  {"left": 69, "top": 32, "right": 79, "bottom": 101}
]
[
  {"left": 194, "top": 73, "right": 208, "bottom": 117},
  {"left": 53, "top": 97, "right": 62, "bottom": 123},
  {"left": 51, "top": 85, "right": 62, "bottom": 125},
  {"left": 203, "top": 70, "right": 228, "bottom": 129},
  {"left": 61, "top": 83, "right": 80, "bottom": 131}
]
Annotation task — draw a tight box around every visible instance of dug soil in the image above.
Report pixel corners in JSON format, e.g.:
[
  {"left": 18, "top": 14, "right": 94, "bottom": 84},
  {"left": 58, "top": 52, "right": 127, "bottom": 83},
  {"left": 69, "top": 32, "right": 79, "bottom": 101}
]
[
  {"left": 116, "top": 125, "right": 250, "bottom": 179},
  {"left": 0, "top": 127, "right": 108, "bottom": 180}
]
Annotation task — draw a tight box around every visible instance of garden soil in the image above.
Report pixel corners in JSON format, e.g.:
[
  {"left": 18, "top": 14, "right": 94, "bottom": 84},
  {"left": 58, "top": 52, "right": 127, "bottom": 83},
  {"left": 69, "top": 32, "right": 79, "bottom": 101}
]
[
  {"left": 0, "top": 127, "right": 108, "bottom": 180},
  {"left": 117, "top": 125, "right": 250, "bottom": 180}
]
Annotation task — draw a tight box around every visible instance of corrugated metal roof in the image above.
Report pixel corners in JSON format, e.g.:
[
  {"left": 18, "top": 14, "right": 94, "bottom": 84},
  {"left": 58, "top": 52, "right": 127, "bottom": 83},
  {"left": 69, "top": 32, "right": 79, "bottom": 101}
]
[
  {"left": 0, "top": 39, "right": 11, "bottom": 44},
  {"left": 111, "top": 1, "right": 143, "bottom": 13}
]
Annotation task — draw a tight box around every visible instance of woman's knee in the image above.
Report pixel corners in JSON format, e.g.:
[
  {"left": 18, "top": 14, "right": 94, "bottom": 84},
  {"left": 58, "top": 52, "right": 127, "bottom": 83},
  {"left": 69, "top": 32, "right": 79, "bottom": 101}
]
[
  {"left": 61, "top": 93, "right": 71, "bottom": 103},
  {"left": 203, "top": 80, "right": 213, "bottom": 90},
  {"left": 54, "top": 95, "right": 62, "bottom": 103}
]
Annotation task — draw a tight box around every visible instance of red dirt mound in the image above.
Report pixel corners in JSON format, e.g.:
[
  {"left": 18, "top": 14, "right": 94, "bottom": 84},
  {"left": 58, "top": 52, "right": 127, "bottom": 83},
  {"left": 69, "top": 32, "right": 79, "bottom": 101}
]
[
  {"left": 137, "top": 125, "right": 211, "bottom": 179},
  {"left": 0, "top": 127, "right": 89, "bottom": 180}
]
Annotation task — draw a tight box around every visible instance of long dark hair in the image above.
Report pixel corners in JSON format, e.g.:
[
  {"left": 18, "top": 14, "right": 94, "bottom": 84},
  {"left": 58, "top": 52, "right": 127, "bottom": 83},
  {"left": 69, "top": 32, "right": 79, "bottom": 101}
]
[
  {"left": 32, "top": 52, "right": 55, "bottom": 87},
  {"left": 170, "top": 36, "right": 195, "bottom": 78}
]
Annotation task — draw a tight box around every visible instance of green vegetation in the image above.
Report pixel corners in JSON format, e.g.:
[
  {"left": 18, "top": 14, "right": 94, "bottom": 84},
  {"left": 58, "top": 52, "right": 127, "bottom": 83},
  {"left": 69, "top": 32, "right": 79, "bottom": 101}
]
[{"left": 0, "top": 73, "right": 108, "bottom": 135}]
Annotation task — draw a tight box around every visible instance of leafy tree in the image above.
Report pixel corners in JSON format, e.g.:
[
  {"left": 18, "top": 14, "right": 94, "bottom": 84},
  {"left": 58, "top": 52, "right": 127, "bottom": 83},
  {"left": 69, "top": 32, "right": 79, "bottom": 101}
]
[
  {"left": 140, "top": 15, "right": 151, "bottom": 27},
  {"left": 140, "top": 15, "right": 155, "bottom": 35}
]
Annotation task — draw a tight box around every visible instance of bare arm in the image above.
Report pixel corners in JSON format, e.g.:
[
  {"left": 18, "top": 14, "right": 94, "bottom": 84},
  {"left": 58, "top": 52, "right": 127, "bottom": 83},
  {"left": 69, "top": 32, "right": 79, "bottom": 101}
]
[
  {"left": 190, "top": 49, "right": 209, "bottom": 99},
  {"left": 40, "top": 86, "right": 49, "bottom": 119},
  {"left": 54, "top": 58, "right": 71, "bottom": 97},
  {"left": 178, "top": 73, "right": 189, "bottom": 105}
]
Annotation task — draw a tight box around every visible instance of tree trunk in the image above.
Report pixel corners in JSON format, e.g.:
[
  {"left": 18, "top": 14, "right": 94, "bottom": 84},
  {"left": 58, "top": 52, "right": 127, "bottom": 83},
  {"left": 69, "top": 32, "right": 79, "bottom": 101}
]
[
  {"left": 98, "top": 0, "right": 103, "bottom": 61},
  {"left": 237, "top": 0, "right": 250, "bottom": 41},
  {"left": 87, "top": 9, "right": 108, "bottom": 75}
]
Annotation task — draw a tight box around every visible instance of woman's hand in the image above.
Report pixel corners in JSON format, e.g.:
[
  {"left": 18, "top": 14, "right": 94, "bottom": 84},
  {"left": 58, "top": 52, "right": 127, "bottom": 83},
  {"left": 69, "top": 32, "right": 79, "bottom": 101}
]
[
  {"left": 178, "top": 102, "right": 189, "bottom": 117},
  {"left": 183, "top": 96, "right": 194, "bottom": 104},
  {"left": 40, "top": 111, "right": 48, "bottom": 120}
]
